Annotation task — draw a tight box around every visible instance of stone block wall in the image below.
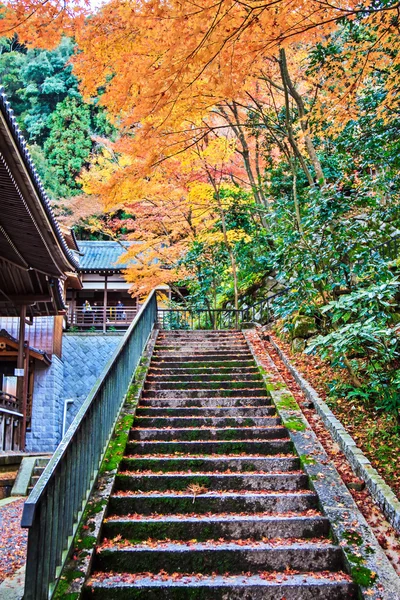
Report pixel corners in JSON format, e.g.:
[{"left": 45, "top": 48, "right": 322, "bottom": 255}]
[
  {"left": 26, "top": 333, "right": 124, "bottom": 452},
  {"left": 26, "top": 355, "right": 64, "bottom": 452},
  {"left": 62, "top": 333, "right": 124, "bottom": 431}
]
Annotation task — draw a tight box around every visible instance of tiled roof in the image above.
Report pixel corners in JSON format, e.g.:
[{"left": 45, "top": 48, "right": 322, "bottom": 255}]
[
  {"left": 77, "top": 241, "right": 137, "bottom": 271},
  {"left": 0, "top": 87, "right": 78, "bottom": 271}
]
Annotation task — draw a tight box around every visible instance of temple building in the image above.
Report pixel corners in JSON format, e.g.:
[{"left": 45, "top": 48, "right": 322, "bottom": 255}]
[
  {"left": 66, "top": 240, "right": 139, "bottom": 332},
  {"left": 0, "top": 88, "right": 78, "bottom": 452}
]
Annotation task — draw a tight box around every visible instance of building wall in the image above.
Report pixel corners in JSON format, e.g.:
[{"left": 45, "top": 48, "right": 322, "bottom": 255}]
[
  {"left": 26, "top": 333, "right": 124, "bottom": 452},
  {"left": 26, "top": 355, "right": 64, "bottom": 452},
  {"left": 62, "top": 333, "right": 124, "bottom": 432}
]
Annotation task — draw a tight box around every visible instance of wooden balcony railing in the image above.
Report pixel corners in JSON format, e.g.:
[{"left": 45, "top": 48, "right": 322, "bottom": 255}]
[
  {"left": 0, "top": 392, "right": 22, "bottom": 451},
  {"left": 68, "top": 306, "right": 138, "bottom": 331}
]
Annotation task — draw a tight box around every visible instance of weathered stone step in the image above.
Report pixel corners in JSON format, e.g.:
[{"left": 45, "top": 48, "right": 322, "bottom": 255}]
[
  {"left": 125, "top": 439, "right": 293, "bottom": 456},
  {"left": 109, "top": 491, "right": 317, "bottom": 516},
  {"left": 85, "top": 572, "right": 356, "bottom": 600},
  {"left": 30, "top": 475, "right": 40, "bottom": 486},
  {"left": 93, "top": 540, "right": 343, "bottom": 575},
  {"left": 120, "top": 455, "right": 301, "bottom": 473},
  {"left": 152, "top": 353, "right": 253, "bottom": 361},
  {"left": 139, "top": 397, "right": 271, "bottom": 408},
  {"left": 115, "top": 472, "right": 308, "bottom": 492},
  {"left": 152, "top": 352, "right": 254, "bottom": 360},
  {"left": 103, "top": 513, "right": 330, "bottom": 542},
  {"left": 153, "top": 348, "right": 251, "bottom": 355},
  {"left": 130, "top": 426, "right": 288, "bottom": 442},
  {"left": 150, "top": 360, "right": 256, "bottom": 368},
  {"left": 144, "top": 381, "right": 264, "bottom": 390},
  {"left": 133, "top": 416, "right": 281, "bottom": 428},
  {"left": 146, "top": 373, "right": 263, "bottom": 382},
  {"left": 135, "top": 406, "right": 277, "bottom": 417},
  {"left": 155, "top": 343, "right": 249, "bottom": 350},
  {"left": 157, "top": 329, "right": 243, "bottom": 341},
  {"left": 141, "top": 389, "right": 268, "bottom": 399},
  {"left": 148, "top": 367, "right": 260, "bottom": 375}
]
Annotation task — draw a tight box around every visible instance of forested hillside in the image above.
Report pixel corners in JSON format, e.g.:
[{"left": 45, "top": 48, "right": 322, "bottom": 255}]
[{"left": 1, "top": 1, "right": 399, "bottom": 452}]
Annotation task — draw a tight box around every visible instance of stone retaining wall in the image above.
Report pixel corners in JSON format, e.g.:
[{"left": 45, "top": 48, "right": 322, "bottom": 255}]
[
  {"left": 62, "top": 333, "right": 124, "bottom": 431},
  {"left": 26, "top": 333, "right": 124, "bottom": 452}
]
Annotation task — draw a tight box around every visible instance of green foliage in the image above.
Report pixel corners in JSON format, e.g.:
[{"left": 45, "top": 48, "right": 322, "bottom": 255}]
[
  {"left": 0, "top": 36, "right": 113, "bottom": 199},
  {"left": 307, "top": 283, "right": 400, "bottom": 417},
  {"left": 44, "top": 97, "right": 92, "bottom": 196}
]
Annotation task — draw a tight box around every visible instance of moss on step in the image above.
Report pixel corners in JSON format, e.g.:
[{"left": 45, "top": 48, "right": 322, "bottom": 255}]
[
  {"left": 342, "top": 530, "right": 363, "bottom": 547},
  {"left": 274, "top": 394, "right": 300, "bottom": 412},
  {"left": 345, "top": 552, "right": 377, "bottom": 587},
  {"left": 100, "top": 413, "right": 135, "bottom": 474},
  {"left": 283, "top": 416, "right": 306, "bottom": 432},
  {"left": 299, "top": 454, "right": 317, "bottom": 467}
]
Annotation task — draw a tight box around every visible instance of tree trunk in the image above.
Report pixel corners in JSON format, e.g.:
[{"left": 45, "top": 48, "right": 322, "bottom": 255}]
[{"left": 279, "top": 49, "right": 326, "bottom": 186}]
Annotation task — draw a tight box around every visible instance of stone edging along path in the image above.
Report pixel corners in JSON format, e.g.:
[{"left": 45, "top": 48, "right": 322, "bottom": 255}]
[
  {"left": 244, "top": 329, "right": 400, "bottom": 600},
  {"left": 267, "top": 333, "right": 400, "bottom": 537}
]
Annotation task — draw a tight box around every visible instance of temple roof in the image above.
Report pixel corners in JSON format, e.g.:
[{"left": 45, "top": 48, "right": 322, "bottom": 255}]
[
  {"left": 0, "top": 87, "right": 78, "bottom": 317},
  {"left": 0, "top": 329, "right": 51, "bottom": 364},
  {"left": 77, "top": 241, "right": 137, "bottom": 273}
]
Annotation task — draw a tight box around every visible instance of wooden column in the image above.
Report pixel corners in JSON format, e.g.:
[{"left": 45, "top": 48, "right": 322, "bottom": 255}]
[
  {"left": 16, "top": 305, "right": 26, "bottom": 449},
  {"left": 103, "top": 274, "right": 108, "bottom": 333},
  {"left": 71, "top": 289, "right": 76, "bottom": 324},
  {"left": 20, "top": 344, "right": 29, "bottom": 450}
]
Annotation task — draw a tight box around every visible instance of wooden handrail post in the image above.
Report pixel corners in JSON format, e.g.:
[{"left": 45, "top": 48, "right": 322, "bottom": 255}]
[{"left": 103, "top": 274, "right": 108, "bottom": 333}]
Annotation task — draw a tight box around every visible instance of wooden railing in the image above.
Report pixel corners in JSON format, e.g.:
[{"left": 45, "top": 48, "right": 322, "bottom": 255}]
[
  {"left": 22, "top": 291, "right": 158, "bottom": 600},
  {"left": 68, "top": 306, "right": 138, "bottom": 330},
  {"left": 0, "top": 392, "right": 22, "bottom": 451}
]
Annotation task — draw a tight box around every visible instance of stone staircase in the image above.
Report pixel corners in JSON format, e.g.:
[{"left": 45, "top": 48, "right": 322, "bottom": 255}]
[
  {"left": 27, "top": 457, "right": 50, "bottom": 495},
  {"left": 85, "top": 330, "right": 357, "bottom": 599}
]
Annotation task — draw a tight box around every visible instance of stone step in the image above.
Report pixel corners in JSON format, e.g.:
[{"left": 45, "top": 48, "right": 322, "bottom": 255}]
[
  {"left": 150, "top": 360, "right": 256, "bottom": 368},
  {"left": 146, "top": 373, "right": 263, "bottom": 382},
  {"left": 115, "top": 472, "right": 309, "bottom": 492},
  {"left": 141, "top": 389, "right": 268, "bottom": 399},
  {"left": 144, "top": 381, "right": 265, "bottom": 390},
  {"left": 148, "top": 367, "right": 260, "bottom": 375},
  {"left": 108, "top": 491, "right": 318, "bottom": 516},
  {"left": 158, "top": 331, "right": 242, "bottom": 337},
  {"left": 153, "top": 348, "right": 251, "bottom": 355},
  {"left": 135, "top": 406, "right": 277, "bottom": 417},
  {"left": 85, "top": 572, "right": 356, "bottom": 600},
  {"left": 33, "top": 466, "right": 45, "bottom": 476},
  {"left": 125, "top": 439, "right": 293, "bottom": 456},
  {"left": 120, "top": 455, "right": 301, "bottom": 473},
  {"left": 152, "top": 352, "right": 254, "bottom": 360},
  {"left": 103, "top": 513, "right": 330, "bottom": 541},
  {"left": 139, "top": 397, "right": 271, "bottom": 408},
  {"left": 155, "top": 343, "right": 250, "bottom": 350},
  {"left": 93, "top": 540, "right": 343, "bottom": 575},
  {"left": 129, "top": 426, "right": 288, "bottom": 442},
  {"left": 133, "top": 416, "right": 282, "bottom": 428}
]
